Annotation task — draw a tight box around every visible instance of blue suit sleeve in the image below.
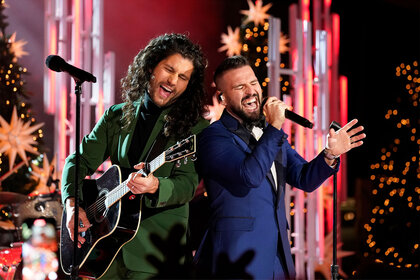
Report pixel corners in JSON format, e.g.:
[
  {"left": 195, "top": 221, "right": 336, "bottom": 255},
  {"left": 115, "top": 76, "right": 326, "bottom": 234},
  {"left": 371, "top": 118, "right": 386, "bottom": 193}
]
[
  {"left": 197, "top": 124, "right": 286, "bottom": 188},
  {"left": 285, "top": 144, "right": 339, "bottom": 192}
]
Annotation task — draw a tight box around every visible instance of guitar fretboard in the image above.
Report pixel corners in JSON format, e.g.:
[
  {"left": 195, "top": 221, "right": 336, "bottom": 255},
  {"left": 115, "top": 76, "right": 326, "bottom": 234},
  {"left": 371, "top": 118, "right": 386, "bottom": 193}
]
[{"left": 104, "top": 152, "right": 166, "bottom": 208}]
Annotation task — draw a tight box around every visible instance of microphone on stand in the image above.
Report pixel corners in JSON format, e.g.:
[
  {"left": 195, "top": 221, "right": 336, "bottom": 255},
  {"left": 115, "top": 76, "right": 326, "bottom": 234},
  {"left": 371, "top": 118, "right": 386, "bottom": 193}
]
[
  {"left": 45, "top": 55, "right": 97, "bottom": 83},
  {"left": 262, "top": 98, "right": 314, "bottom": 129}
]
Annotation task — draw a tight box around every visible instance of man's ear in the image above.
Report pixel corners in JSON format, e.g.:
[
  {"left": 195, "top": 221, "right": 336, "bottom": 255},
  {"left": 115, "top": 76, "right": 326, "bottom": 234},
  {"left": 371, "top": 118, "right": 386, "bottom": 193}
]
[
  {"left": 218, "top": 93, "right": 224, "bottom": 101},
  {"left": 217, "top": 92, "right": 227, "bottom": 105}
]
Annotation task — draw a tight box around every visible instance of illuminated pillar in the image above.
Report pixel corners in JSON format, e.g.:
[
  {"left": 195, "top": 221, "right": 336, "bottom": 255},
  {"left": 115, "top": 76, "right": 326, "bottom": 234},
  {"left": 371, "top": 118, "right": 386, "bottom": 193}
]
[
  {"left": 44, "top": 0, "right": 115, "bottom": 173},
  {"left": 268, "top": 0, "right": 346, "bottom": 278}
]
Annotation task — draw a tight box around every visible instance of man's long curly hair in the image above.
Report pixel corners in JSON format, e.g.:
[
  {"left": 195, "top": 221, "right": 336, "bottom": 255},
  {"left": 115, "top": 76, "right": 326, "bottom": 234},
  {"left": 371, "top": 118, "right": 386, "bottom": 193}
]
[{"left": 120, "top": 33, "right": 207, "bottom": 138}]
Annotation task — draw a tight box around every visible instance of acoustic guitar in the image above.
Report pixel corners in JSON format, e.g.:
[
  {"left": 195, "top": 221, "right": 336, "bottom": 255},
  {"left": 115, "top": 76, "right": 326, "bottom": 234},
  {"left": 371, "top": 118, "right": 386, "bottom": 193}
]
[{"left": 60, "top": 135, "right": 196, "bottom": 279}]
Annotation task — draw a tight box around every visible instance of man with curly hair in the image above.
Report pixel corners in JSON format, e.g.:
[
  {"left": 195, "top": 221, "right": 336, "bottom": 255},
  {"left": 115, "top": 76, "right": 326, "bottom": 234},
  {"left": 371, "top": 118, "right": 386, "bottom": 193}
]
[{"left": 61, "top": 33, "right": 209, "bottom": 279}]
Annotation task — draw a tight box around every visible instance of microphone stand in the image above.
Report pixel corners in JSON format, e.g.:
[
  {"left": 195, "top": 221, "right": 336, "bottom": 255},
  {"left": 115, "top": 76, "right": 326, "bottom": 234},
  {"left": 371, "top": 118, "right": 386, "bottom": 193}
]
[
  {"left": 70, "top": 81, "right": 83, "bottom": 280},
  {"left": 329, "top": 121, "right": 341, "bottom": 280},
  {"left": 331, "top": 170, "right": 339, "bottom": 280}
]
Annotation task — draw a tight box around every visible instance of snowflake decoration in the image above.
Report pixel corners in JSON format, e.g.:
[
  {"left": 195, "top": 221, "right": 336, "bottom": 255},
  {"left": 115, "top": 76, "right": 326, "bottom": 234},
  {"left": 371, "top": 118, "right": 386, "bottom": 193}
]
[
  {"left": 218, "top": 26, "right": 242, "bottom": 57},
  {"left": 8, "top": 32, "right": 28, "bottom": 60},
  {"left": 240, "top": 0, "right": 272, "bottom": 27},
  {"left": 0, "top": 106, "right": 44, "bottom": 170},
  {"left": 279, "top": 32, "right": 290, "bottom": 54}
]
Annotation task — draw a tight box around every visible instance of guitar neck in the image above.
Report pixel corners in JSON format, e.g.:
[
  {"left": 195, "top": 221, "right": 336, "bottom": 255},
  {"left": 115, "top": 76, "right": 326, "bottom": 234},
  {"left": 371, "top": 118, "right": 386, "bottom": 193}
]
[{"left": 104, "top": 152, "right": 166, "bottom": 208}]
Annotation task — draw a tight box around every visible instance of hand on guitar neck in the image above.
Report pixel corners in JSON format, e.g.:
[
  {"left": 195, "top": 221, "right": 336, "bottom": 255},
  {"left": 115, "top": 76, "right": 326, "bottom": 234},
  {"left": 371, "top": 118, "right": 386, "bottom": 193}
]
[
  {"left": 126, "top": 162, "right": 159, "bottom": 194},
  {"left": 65, "top": 197, "right": 92, "bottom": 248}
]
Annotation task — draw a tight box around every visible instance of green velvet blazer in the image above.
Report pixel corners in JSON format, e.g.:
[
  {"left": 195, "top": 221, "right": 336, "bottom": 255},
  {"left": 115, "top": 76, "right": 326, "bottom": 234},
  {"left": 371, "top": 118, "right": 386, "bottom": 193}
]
[{"left": 61, "top": 101, "right": 209, "bottom": 274}]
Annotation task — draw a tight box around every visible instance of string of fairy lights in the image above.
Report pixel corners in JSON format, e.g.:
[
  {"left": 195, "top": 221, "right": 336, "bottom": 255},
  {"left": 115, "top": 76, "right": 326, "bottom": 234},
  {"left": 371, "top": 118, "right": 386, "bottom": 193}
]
[
  {"left": 240, "top": 22, "right": 290, "bottom": 96},
  {"left": 218, "top": 0, "right": 291, "bottom": 98},
  {"left": 363, "top": 61, "right": 419, "bottom": 270},
  {"left": 0, "top": 0, "right": 44, "bottom": 185}
]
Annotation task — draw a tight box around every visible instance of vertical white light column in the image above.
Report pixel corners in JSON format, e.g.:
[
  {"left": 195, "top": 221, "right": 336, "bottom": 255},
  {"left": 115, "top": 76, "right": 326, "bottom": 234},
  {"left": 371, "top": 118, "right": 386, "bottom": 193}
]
[{"left": 43, "top": 0, "right": 115, "bottom": 174}]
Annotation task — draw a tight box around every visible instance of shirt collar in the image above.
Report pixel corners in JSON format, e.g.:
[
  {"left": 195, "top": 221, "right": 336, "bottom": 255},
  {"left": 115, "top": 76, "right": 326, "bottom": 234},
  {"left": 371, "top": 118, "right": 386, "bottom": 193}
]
[{"left": 142, "top": 91, "right": 163, "bottom": 116}]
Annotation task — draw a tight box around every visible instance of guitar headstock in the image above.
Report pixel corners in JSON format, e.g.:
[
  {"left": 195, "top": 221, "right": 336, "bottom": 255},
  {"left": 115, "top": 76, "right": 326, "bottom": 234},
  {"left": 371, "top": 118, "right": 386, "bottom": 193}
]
[{"left": 164, "top": 134, "right": 196, "bottom": 163}]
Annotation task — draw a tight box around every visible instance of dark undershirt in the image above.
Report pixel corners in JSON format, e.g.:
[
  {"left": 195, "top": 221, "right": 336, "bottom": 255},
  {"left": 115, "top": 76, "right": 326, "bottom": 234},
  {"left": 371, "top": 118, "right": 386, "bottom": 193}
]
[
  {"left": 123, "top": 93, "right": 169, "bottom": 221},
  {"left": 128, "top": 93, "right": 163, "bottom": 167}
]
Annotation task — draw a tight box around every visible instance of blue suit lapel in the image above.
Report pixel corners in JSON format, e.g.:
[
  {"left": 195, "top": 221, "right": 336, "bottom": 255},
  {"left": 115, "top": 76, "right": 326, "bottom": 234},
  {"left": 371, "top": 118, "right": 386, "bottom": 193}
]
[
  {"left": 274, "top": 153, "right": 284, "bottom": 205},
  {"left": 220, "top": 111, "right": 279, "bottom": 195}
]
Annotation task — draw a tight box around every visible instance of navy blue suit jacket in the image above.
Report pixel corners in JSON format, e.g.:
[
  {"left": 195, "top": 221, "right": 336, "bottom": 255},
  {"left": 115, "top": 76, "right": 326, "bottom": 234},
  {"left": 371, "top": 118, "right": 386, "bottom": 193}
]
[{"left": 195, "top": 111, "right": 338, "bottom": 279}]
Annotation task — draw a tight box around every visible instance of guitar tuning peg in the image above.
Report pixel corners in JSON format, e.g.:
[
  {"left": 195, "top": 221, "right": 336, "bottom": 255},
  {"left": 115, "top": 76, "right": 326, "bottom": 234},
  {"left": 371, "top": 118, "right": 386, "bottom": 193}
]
[
  {"left": 175, "top": 160, "right": 181, "bottom": 168},
  {"left": 190, "top": 154, "right": 197, "bottom": 162},
  {"left": 184, "top": 157, "right": 188, "bottom": 164}
]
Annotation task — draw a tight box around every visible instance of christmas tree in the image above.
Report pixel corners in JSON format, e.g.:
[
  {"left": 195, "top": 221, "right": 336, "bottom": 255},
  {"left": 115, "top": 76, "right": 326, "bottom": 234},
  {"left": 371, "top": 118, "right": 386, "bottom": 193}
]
[
  {"left": 360, "top": 60, "right": 419, "bottom": 277},
  {"left": 0, "top": 0, "right": 45, "bottom": 194},
  {"left": 218, "top": 0, "right": 290, "bottom": 99}
]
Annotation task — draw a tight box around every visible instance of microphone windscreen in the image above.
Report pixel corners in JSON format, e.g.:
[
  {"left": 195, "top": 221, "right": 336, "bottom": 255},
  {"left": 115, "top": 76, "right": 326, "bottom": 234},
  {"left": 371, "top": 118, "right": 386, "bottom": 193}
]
[{"left": 45, "top": 55, "right": 65, "bottom": 72}]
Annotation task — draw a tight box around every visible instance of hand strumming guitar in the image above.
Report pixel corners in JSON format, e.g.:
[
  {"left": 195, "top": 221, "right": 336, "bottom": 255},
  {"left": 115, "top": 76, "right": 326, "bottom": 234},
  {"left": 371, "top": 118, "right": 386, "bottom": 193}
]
[
  {"left": 127, "top": 162, "right": 159, "bottom": 194},
  {"left": 65, "top": 197, "right": 92, "bottom": 248}
]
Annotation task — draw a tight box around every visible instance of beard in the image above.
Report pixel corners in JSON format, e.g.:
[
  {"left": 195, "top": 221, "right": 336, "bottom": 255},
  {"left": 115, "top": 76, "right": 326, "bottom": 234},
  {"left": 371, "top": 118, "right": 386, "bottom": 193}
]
[{"left": 229, "top": 94, "right": 265, "bottom": 130}]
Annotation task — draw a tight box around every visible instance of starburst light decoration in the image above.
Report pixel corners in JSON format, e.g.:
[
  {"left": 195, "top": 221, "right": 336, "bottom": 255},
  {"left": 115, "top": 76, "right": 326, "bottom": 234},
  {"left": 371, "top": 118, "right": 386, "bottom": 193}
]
[
  {"left": 240, "top": 0, "right": 272, "bottom": 27},
  {"left": 30, "top": 153, "right": 58, "bottom": 195},
  {"left": 314, "top": 231, "right": 354, "bottom": 279},
  {"left": 218, "top": 26, "right": 242, "bottom": 57},
  {"left": 0, "top": 106, "right": 44, "bottom": 170},
  {"left": 279, "top": 32, "right": 290, "bottom": 54},
  {"left": 8, "top": 32, "right": 28, "bottom": 60}
]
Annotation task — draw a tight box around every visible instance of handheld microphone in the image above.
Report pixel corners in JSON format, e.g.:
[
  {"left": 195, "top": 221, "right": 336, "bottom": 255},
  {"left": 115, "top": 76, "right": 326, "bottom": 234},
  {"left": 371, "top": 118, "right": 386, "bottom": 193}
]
[
  {"left": 45, "top": 55, "right": 97, "bottom": 83},
  {"left": 285, "top": 110, "right": 314, "bottom": 129},
  {"left": 262, "top": 98, "right": 314, "bottom": 129},
  {"left": 329, "top": 121, "right": 341, "bottom": 131}
]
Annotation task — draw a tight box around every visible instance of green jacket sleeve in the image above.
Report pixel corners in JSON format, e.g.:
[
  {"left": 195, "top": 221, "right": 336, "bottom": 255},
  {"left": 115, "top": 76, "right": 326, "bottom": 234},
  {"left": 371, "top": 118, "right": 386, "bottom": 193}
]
[{"left": 61, "top": 105, "right": 123, "bottom": 203}]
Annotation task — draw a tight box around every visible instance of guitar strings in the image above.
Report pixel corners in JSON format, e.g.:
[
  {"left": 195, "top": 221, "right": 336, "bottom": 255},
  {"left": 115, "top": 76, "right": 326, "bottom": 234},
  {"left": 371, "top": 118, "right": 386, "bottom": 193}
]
[
  {"left": 84, "top": 178, "right": 130, "bottom": 221},
  {"left": 79, "top": 148, "right": 181, "bottom": 222},
  {"left": 81, "top": 161, "right": 157, "bottom": 222}
]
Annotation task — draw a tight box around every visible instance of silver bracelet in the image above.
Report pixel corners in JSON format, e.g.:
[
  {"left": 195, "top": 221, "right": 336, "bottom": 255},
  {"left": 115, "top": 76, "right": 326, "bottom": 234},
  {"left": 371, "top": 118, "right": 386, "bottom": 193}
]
[{"left": 323, "top": 148, "right": 340, "bottom": 160}]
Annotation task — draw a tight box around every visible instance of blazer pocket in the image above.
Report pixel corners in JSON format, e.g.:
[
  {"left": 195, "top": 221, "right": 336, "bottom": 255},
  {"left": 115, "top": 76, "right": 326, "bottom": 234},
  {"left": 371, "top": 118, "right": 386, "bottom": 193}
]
[{"left": 215, "top": 216, "right": 255, "bottom": 231}]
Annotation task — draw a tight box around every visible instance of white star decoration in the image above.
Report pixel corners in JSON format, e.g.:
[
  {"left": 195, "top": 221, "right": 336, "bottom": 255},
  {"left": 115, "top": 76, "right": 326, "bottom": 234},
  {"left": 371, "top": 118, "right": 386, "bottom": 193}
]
[
  {"left": 30, "top": 154, "right": 58, "bottom": 195},
  {"left": 314, "top": 231, "right": 354, "bottom": 279},
  {"left": 240, "top": 0, "right": 272, "bottom": 27},
  {"left": 218, "top": 26, "right": 242, "bottom": 57},
  {"left": 8, "top": 32, "right": 29, "bottom": 60},
  {"left": 0, "top": 106, "right": 44, "bottom": 170},
  {"left": 279, "top": 32, "right": 290, "bottom": 54}
]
